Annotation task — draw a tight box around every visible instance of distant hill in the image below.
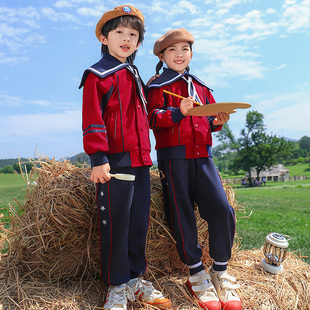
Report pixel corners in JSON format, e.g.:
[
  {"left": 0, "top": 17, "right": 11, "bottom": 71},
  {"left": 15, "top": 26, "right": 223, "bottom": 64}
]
[
  {"left": 0, "top": 158, "right": 30, "bottom": 169},
  {"left": 0, "top": 153, "right": 90, "bottom": 169},
  {"left": 283, "top": 137, "right": 298, "bottom": 142},
  {"left": 2, "top": 136, "right": 300, "bottom": 168},
  {"left": 67, "top": 152, "right": 90, "bottom": 164}
]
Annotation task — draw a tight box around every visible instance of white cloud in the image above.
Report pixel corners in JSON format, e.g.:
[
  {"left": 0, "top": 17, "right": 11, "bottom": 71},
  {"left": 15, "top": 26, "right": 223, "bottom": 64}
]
[
  {"left": 76, "top": 7, "right": 102, "bottom": 17},
  {"left": 41, "top": 7, "right": 77, "bottom": 22},
  {"left": 254, "top": 90, "right": 310, "bottom": 137},
  {"left": 197, "top": 58, "right": 264, "bottom": 87},
  {"left": 0, "top": 93, "right": 50, "bottom": 107},
  {"left": 274, "top": 64, "right": 286, "bottom": 71},
  {"left": 178, "top": 1, "right": 200, "bottom": 15},
  {"left": 0, "top": 7, "right": 40, "bottom": 28},
  {"left": 54, "top": 1, "right": 74, "bottom": 9},
  {"left": 281, "top": 0, "right": 310, "bottom": 31},
  {"left": 54, "top": 0, "right": 102, "bottom": 8},
  {"left": 0, "top": 110, "right": 81, "bottom": 137},
  {"left": 0, "top": 6, "right": 44, "bottom": 56},
  {"left": 204, "top": 0, "right": 249, "bottom": 10},
  {"left": 0, "top": 52, "right": 30, "bottom": 64},
  {"left": 28, "top": 100, "right": 51, "bottom": 107},
  {"left": 224, "top": 89, "right": 310, "bottom": 140},
  {"left": 0, "top": 93, "right": 23, "bottom": 106},
  {"left": 149, "top": 1, "right": 200, "bottom": 17},
  {"left": 266, "top": 8, "right": 276, "bottom": 14}
]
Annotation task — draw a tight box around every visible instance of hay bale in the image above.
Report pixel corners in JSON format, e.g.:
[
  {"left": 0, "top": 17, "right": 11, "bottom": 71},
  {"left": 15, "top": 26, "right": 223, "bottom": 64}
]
[
  {"left": 1, "top": 157, "right": 309, "bottom": 309},
  {"left": 6, "top": 158, "right": 100, "bottom": 281},
  {"left": 4, "top": 158, "right": 241, "bottom": 282}
]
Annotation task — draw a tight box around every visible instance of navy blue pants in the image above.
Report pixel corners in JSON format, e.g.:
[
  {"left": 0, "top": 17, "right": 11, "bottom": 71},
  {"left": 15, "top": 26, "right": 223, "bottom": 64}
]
[
  {"left": 96, "top": 166, "right": 150, "bottom": 286},
  {"left": 158, "top": 157, "right": 236, "bottom": 269}
]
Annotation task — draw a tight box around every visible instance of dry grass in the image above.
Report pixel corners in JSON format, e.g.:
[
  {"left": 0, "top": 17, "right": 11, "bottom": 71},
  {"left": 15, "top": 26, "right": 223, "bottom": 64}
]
[{"left": 0, "top": 157, "right": 309, "bottom": 309}]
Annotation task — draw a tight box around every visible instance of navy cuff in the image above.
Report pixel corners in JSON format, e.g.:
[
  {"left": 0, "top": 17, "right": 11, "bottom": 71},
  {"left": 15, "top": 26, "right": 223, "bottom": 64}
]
[
  {"left": 171, "top": 107, "right": 186, "bottom": 123},
  {"left": 90, "top": 151, "right": 109, "bottom": 168}
]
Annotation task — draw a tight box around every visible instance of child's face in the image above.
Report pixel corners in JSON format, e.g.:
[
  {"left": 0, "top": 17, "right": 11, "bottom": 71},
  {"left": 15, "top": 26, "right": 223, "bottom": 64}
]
[
  {"left": 159, "top": 42, "right": 193, "bottom": 73},
  {"left": 100, "top": 25, "right": 140, "bottom": 63}
]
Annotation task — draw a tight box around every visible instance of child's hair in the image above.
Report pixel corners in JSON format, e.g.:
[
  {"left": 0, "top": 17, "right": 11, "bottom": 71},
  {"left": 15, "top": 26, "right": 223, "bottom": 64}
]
[
  {"left": 100, "top": 15, "right": 145, "bottom": 64},
  {"left": 155, "top": 43, "right": 193, "bottom": 75}
]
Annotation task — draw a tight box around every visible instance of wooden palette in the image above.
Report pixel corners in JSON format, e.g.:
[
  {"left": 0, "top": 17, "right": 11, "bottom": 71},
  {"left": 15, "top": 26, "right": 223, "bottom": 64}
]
[{"left": 187, "top": 102, "right": 251, "bottom": 116}]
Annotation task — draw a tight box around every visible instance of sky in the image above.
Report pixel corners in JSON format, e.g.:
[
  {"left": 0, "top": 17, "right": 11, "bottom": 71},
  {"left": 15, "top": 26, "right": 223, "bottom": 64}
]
[{"left": 0, "top": 0, "right": 310, "bottom": 161}]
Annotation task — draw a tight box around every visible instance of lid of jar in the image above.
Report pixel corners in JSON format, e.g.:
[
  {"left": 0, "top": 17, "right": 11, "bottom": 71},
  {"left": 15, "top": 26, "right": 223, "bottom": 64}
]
[{"left": 266, "top": 232, "right": 290, "bottom": 248}]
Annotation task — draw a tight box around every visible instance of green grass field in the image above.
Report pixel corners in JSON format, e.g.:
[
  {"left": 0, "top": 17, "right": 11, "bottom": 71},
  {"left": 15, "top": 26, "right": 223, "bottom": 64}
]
[
  {"left": 0, "top": 173, "right": 26, "bottom": 214},
  {"left": 235, "top": 180, "right": 310, "bottom": 264},
  {"left": 287, "top": 162, "right": 310, "bottom": 177},
  {"left": 0, "top": 164, "right": 309, "bottom": 265}
]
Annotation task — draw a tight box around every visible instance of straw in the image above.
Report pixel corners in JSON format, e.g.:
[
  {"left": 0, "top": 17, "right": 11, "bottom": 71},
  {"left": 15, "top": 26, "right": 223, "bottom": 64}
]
[{"left": 0, "top": 156, "right": 309, "bottom": 309}]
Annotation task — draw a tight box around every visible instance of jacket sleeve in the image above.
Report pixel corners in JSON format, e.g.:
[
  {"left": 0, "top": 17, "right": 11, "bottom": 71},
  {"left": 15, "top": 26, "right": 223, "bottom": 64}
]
[
  {"left": 147, "top": 87, "right": 186, "bottom": 130},
  {"left": 82, "top": 73, "right": 112, "bottom": 167}
]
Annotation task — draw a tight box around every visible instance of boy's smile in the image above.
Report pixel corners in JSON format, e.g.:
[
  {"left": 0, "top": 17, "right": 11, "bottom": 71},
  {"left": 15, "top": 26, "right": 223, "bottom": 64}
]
[
  {"left": 100, "top": 25, "right": 140, "bottom": 63},
  {"left": 159, "top": 42, "right": 193, "bottom": 73}
]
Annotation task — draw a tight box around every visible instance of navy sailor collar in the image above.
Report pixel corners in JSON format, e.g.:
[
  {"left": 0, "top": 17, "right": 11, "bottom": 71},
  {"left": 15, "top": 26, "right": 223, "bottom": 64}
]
[
  {"left": 79, "top": 53, "right": 130, "bottom": 89},
  {"left": 148, "top": 67, "right": 212, "bottom": 91}
]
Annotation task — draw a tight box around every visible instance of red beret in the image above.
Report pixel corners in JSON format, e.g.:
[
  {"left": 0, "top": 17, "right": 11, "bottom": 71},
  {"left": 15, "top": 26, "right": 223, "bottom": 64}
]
[
  {"left": 95, "top": 5, "right": 144, "bottom": 41},
  {"left": 153, "top": 28, "right": 194, "bottom": 56}
]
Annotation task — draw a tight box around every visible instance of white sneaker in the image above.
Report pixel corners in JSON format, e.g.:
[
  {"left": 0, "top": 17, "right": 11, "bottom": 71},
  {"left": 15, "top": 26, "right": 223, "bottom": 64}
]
[
  {"left": 127, "top": 278, "right": 172, "bottom": 309},
  {"left": 103, "top": 284, "right": 134, "bottom": 310},
  {"left": 186, "top": 270, "right": 221, "bottom": 310},
  {"left": 209, "top": 267, "right": 242, "bottom": 310}
]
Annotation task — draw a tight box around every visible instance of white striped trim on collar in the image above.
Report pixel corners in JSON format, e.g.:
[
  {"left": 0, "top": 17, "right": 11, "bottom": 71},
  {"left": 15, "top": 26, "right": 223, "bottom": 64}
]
[
  {"left": 149, "top": 73, "right": 183, "bottom": 88},
  {"left": 88, "top": 63, "right": 128, "bottom": 78}
]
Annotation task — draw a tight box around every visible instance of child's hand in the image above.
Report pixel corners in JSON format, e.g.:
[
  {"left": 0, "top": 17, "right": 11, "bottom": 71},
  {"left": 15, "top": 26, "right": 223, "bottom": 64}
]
[
  {"left": 213, "top": 112, "right": 230, "bottom": 125},
  {"left": 180, "top": 97, "right": 195, "bottom": 116},
  {"left": 146, "top": 74, "right": 160, "bottom": 86},
  {"left": 91, "top": 162, "right": 111, "bottom": 184}
]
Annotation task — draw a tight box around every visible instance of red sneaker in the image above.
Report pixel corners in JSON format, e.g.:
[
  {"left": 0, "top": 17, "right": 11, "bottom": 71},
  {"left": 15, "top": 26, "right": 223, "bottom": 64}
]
[
  {"left": 186, "top": 270, "right": 221, "bottom": 310},
  {"left": 209, "top": 267, "right": 242, "bottom": 310}
]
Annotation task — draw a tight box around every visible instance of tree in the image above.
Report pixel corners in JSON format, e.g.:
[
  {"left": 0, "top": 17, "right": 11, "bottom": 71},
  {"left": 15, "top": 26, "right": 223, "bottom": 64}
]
[
  {"left": 13, "top": 162, "right": 21, "bottom": 173},
  {"left": 249, "top": 131, "right": 292, "bottom": 180},
  {"left": 14, "top": 162, "right": 35, "bottom": 174},
  {"left": 0, "top": 165, "right": 15, "bottom": 174},
  {"left": 299, "top": 136, "right": 310, "bottom": 151},
  {"left": 213, "top": 124, "right": 240, "bottom": 174},
  {"left": 215, "top": 111, "right": 293, "bottom": 185}
]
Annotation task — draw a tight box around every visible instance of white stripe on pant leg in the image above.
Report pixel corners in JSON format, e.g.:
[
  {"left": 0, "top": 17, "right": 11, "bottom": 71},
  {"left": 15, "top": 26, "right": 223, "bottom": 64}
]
[
  {"left": 188, "top": 261, "right": 203, "bottom": 269},
  {"left": 213, "top": 260, "right": 228, "bottom": 266}
]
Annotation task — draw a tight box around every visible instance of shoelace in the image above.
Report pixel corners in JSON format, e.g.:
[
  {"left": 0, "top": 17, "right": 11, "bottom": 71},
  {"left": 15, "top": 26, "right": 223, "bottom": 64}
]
[
  {"left": 108, "top": 285, "right": 135, "bottom": 305},
  {"left": 130, "top": 278, "right": 163, "bottom": 300}
]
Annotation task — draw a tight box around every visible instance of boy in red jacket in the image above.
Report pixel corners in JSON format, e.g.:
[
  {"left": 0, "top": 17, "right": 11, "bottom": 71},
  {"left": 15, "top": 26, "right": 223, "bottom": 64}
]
[
  {"left": 147, "top": 28, "right": 242, "bottom": 310},
  {"left": 80, "top": 5, "right": 171, "bottom": 310}
]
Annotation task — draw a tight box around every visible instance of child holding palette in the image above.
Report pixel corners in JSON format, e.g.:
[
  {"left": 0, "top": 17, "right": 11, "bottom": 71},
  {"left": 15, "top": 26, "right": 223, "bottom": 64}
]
[{"left": 147, "top": 28, "right": 242, "bottom": 310}]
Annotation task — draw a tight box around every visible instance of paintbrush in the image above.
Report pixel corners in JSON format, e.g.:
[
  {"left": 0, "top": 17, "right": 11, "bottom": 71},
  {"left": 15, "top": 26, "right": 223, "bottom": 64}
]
[{"left": 163, "top": 90, "right": 203, "bottom": 106}]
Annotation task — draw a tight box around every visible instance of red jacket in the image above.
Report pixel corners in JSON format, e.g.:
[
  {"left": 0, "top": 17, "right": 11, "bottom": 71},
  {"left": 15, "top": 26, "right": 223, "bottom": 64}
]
[
  {"left": 81, "top": 54, "right": 152, "bottom": 168},
  {"left": 147, "top": 68, "right": 222, "bottom": 161}
]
